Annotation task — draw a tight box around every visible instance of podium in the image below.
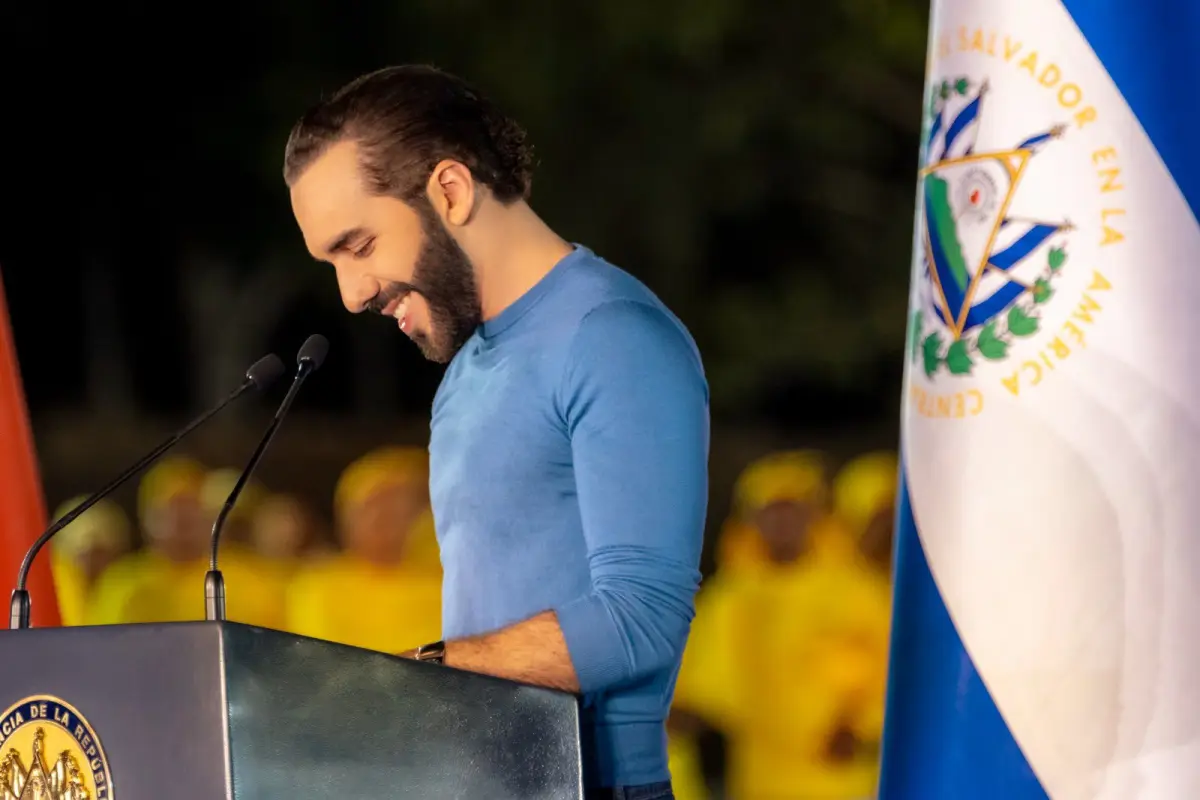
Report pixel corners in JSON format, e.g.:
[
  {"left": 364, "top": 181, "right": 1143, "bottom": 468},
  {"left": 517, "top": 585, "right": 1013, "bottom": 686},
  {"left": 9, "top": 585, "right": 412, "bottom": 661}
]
[{"left": 0, "top": 622, "right": 583, "bottom": 799}]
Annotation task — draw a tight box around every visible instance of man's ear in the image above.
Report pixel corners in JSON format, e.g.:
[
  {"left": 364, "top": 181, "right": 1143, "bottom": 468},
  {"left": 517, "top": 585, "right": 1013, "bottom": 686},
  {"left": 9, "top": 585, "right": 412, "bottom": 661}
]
[{"left": 426, "top": 159, "right": 478, "bottom": 227}]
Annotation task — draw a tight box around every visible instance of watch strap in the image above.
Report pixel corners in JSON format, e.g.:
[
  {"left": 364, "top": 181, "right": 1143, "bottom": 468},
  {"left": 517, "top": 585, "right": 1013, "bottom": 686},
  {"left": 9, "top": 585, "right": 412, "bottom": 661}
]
[{"left": 415, "top": 640, "right": 445, "bottom": 664}]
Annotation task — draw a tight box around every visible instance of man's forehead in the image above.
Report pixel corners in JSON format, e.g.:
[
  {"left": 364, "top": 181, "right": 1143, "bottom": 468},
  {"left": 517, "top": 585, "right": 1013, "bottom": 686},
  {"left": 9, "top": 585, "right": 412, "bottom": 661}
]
[{"left": 290, "top": 141, "right": 370, "bottom": 256}]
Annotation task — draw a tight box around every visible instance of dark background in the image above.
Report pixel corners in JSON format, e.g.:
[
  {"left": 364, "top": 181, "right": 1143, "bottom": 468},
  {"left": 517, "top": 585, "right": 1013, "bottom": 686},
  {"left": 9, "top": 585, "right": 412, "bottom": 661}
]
[{"left": 0, "top": 1, "right": 928, "bottom": 537}]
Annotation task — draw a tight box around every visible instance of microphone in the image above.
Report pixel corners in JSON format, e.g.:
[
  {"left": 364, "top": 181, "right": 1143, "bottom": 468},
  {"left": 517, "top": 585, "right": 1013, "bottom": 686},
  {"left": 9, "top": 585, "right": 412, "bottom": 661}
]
[
  {"left": 8, "top": 353, "right": 285, "bottom": 630},
  {"left": 204, "top": 334, "right": 328, "bottom": 622}
]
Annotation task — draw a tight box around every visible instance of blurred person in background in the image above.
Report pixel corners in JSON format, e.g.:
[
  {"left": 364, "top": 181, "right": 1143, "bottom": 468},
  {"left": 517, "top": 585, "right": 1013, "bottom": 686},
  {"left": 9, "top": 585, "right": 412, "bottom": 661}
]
[
  {"left": 49, "top": 496, "right": 134, "bottom": 626},
  {"left": 285, "top": 446, "right": 441, "bottom": 651},
  {"left": 285, "top": 65, "right": 707, "bottom": 800},
  {"left": 86, "top": 455, "right": 208, "bottom": 625},
  {"left": 833, "top": 451, "right": 898, "bottom": 576},
  {"left": 87, "top": 456, "right": 288, "bottom": 628},
  {"left": 251, "top": 492, "right": 329, "bottom": 567},
  {"left": 716, "top": 450, "right": 855, "bottom": 571},
  {"left": 199, "top": 467, "right": 267, "bottom": 549},
  {"left": 671, "top": 451, "right": 835, "bottom": 798},
  {"left": 673, "top": 451, "right": 891, "bottom": 799}
]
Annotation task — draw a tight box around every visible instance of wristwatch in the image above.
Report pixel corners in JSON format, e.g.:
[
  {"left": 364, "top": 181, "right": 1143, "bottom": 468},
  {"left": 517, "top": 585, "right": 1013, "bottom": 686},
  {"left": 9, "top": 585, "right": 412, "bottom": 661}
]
[{"left": 414, "top": 640, "right": 445, "bottom": 665}]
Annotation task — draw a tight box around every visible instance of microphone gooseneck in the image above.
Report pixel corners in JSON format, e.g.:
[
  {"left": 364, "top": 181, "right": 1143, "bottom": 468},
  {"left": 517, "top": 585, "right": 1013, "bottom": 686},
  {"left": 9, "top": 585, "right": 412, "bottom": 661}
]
[
  {"left": 205, "top": 335, "right": 328, "bottom": 623},
  {"left": 8, "top": 353, "right": 285, "bottom": 630}
]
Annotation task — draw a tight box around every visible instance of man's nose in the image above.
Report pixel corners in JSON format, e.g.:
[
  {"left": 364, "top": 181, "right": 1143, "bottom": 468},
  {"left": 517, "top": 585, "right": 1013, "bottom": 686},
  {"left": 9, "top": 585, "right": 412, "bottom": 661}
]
[{"left": 337, "top": 271, "right": 380, "bottom": 314}]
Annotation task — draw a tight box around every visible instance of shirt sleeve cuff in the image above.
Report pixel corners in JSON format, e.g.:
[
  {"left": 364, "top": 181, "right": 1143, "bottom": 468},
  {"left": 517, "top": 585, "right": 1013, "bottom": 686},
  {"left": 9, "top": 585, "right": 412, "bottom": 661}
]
[{"left": 554, "top": 593, "right": 629, "bottom": 694}]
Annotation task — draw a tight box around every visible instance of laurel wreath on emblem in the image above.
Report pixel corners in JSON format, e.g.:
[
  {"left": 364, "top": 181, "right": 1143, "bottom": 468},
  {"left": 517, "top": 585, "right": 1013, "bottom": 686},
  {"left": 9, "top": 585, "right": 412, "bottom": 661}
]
[
  {"left": 912, "top": 74, "right": 1071, "bottom": 378},
  {"left": 910, "top": 245, "right": 1067, "bottom": 377},
  {"left": 932, "top": 77, "right": 970, "bottom": 108}
]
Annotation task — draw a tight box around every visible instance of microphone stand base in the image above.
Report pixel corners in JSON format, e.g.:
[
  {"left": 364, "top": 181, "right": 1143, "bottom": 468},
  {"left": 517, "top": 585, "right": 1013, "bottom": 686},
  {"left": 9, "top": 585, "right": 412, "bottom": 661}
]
[
  {"left": 204, "top": 570, "right": 227, "bottom": 622},
  {"left": 9, "top": 590, "right": 30, "bottom": 630}
]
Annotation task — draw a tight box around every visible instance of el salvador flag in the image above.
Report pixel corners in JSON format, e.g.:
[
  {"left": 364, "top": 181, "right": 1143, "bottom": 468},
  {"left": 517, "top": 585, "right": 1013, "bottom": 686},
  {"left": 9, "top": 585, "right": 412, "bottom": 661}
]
[{"left": 883, "top": 1, "right": 1200, "bottom": 799}]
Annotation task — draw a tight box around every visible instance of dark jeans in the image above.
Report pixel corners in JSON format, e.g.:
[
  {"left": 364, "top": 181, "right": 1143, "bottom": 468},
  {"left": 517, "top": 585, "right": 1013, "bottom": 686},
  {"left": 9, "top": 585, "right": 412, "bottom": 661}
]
[{"left": 584, "top": 782, "right": 674, "bottom": 800}]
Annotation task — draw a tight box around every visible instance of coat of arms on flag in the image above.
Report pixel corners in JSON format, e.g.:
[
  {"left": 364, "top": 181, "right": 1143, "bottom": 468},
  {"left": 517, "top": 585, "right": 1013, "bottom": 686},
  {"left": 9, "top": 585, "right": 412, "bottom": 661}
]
[{"left": 912, "top": 76, "right": 1072, "bottom": 379}]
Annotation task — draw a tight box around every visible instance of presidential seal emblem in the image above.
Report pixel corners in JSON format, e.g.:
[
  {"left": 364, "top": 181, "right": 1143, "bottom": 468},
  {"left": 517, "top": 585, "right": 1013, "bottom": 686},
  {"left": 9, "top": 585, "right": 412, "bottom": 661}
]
[
  {"left": 0, "top": 697, "right": 112, "bottom": 800},
  {"left": 908, "top": 25, "right": 1127, "bottom": 419}
]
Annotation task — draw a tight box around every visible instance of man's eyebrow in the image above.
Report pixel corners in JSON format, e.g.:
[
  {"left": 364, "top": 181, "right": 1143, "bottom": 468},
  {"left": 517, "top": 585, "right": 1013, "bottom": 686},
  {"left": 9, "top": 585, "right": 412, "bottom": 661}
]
[{"left": 323, "top": 226, "right": 369, "bottom": 256}]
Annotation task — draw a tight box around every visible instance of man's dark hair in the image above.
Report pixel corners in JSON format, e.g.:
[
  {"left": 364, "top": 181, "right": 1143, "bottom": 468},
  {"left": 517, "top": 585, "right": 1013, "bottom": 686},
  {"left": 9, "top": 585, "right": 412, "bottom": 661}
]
[{"left": 283, "top": 65, "right": 534, "bottom": 203}]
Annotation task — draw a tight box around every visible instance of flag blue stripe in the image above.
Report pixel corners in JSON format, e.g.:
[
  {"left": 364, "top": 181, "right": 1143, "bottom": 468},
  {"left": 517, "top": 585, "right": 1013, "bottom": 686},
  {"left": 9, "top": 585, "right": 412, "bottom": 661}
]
[
  {"left": 943, "top": 94, "right": 981, "bottom": 155},
  {"left": 954, "top": 223, "right": 1059, "bottom": 331},
  {"left": 1016, "top": 131, "right": 1054, "bottom": 151},
  {"left": 927, "top": 110, "right": 944, "bottom": 159},
  {"left": 1059, "top": 0, "right": 1200, "bottom": 222},
  {"left": 962, "top": 280, "right": 1025, "bottom": 332},
  {"left": 990, "top": 224, "right": 1058, "bottom": 270},
  {"left": 880, "top": 468, "right": 1050, "bottom": 800}
]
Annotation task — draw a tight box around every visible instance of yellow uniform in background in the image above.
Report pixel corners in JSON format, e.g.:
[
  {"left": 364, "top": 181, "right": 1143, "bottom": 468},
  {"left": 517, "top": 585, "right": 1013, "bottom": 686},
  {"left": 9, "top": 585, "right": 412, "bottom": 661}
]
[
  {"left": 674, "top": 450, "right": 892, "bottom": 798},
  {"left": 677, "top": 558, "right": 890, "bottom": 798},
  {"left": 48, "top": 496, "right": 133, "bottom": 626},
  {"left": 665, "top": 734, "right": 708, "bottom": 800},
  {"left": 111, "top": 544, "right": 290, "bottom": 627},
  {"left": 286, "top": 549, "right": 442, "bottom": 651},
  {"left": 834, "top": 450, "right": 899, "bottom": 576},
  {"left": 85, "top": 549, "right": 160, "bottom": 626},
  {"left": 87, "top": 457, "right": 289, "bottom": 628},
  {"left": 284, "top": 447, "right": 442, "bottom": 652},
  {"left": 52, "top": 555, "right": 88, "bottom": 627}
]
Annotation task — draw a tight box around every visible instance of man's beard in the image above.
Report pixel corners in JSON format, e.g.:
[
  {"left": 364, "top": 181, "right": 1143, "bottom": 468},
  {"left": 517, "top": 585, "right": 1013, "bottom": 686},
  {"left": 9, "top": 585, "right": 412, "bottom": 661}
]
[{"left": 369, "top": 200, "right": 482, "bottom": 363}]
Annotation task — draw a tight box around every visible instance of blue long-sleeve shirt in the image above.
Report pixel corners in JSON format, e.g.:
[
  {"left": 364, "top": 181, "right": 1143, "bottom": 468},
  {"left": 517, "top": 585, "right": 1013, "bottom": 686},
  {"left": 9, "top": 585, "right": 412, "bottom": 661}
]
[{"left": 429, "top": 245, "right": 709, "bottom": 788}]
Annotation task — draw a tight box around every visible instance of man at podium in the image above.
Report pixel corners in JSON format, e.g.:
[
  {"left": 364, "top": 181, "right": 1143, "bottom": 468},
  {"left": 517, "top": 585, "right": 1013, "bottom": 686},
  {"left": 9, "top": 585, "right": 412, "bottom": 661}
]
[{"left": 285, "top": 65, "right": 710, "bottom": 800}]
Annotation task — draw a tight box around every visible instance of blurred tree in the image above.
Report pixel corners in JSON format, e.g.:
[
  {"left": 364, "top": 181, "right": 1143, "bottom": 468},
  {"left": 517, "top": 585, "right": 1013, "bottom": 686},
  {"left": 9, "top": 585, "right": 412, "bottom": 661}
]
[
  {"left": 392, "top": 0, "right": 929, "bottom": 414},
  {"left": 2, "top": 0, "right": 931, "bottom": 424}
]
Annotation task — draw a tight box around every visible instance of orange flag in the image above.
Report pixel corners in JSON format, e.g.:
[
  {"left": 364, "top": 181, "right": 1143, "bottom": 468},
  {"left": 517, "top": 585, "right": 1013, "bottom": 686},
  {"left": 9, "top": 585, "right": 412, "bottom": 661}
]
[{"left": 0, "top": 270, "right": 61, "bottom": 627}]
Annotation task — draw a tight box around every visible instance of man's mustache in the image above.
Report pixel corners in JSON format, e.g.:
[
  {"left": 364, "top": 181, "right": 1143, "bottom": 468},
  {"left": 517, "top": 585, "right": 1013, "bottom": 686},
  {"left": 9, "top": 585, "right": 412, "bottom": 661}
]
[{"left": 364, "top": 282, "right": 420, "bottom": 315}]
